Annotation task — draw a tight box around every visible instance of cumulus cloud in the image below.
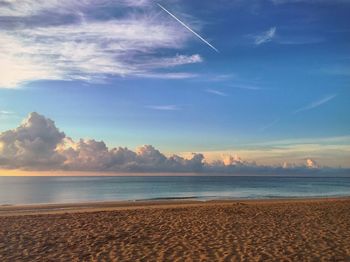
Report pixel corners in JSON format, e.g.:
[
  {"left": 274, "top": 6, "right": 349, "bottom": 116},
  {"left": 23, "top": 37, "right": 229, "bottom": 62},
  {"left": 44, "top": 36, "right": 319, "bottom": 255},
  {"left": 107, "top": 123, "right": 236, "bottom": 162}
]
[
  {"left": 254, "top": 27, "right": 276, "bottom": 45},
  {"left": 222, "top": 154, "right": 245, "bottom": 166},
  {"left": 281, "top": 159, "right": 319, "bottom": 169},
  {"left": 0, "top": 112, "right": 346, "bottom": 174},
  {"left": 0, "top": 1, "right": 203, "bottom": 88},
  {"left": 0, "top": 112, "right": 65, "bottom": 169},
  {"left": 306, "top": 158, "right": 319, "bottom": 169},
  {"left": 59, "top": 138, "right": 114, "bottom": 171},
  {"left": 0, "top": 112, "right": 208, "bottom": 172}
]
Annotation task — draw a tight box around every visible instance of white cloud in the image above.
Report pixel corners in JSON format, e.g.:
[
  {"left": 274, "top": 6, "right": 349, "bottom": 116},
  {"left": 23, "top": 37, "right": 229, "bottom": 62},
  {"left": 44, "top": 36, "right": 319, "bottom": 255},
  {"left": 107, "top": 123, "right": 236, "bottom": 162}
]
[
  {"left": 0, "top": 112, "right": 207, "bottom": 172},
  {"left": 0, "top": 1, "right": 202, "bottom": 88},
  {"left": 195, "top": 135, "right": 350, "bottom": 168},
  {"left": 0, "top": 0, "right": 153, "bottom": 17},
  {"left": 0, "top": 111, "right": 15, "bottom": 115},
  {"left": 259, "top": 118, "right": 280, "bottom": 132},
  {"left": 281, "top": 159, "right": 319, "bottom": 169},
  {"left": 254, "top": 27, "right": 276, "bottom": 45},
  {"left": 0, "top": 33, "right": 61, "bottom": 88},
  {"left": 137, "top": 72, "right": 198, "bottom": 79},
  {"left": 139, "top": 54, "right": 203, "bottom": 68},
  {"left": 222, "top": 154, "right": 245, "bottom": 166},
  {"left": 146, "top": 105, "right": 181, "bottom": 111},
  {"left": 59, "top": 138, "right": 114, "bottom": 171},
  {"left": 294, "top": 94, "right": 337, "bottom": 114},
  {"left": 306, "top": 158, "right": 318, "bottom": 169},
  {"left": 59, "top": 140, "right": 206, "bottom": 172},
  {"left": 0, "top": 110, "right": 16, "bottom": 120},
  {"left": 202, "top": 74, "right": 236, "bottom": 82},
  {"left": 229, "top": 84, "right": 262, "bottom": 90},
  {"left": 0, "top": 112, "right": 65, "bottom": 169},
  {"left": 0, "top": 112, "right": 347, "bottom": 173},
  {"left": 206, "top": 89, "right": 228, "bottom": 96}
]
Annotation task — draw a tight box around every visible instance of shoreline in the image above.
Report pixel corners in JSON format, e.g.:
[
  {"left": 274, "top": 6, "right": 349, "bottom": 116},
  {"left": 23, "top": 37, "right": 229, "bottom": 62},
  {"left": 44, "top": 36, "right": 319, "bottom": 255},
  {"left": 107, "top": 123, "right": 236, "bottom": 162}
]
[{"left": 1, "top": 196, "right": 349, "bottom": 216}]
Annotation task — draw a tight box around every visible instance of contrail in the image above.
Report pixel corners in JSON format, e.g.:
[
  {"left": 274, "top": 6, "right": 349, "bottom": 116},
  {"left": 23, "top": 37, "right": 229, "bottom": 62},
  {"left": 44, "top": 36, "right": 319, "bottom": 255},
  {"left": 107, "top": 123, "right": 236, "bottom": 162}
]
[{"left": 157, "top": 3, "right": 219, "bottom": 53}]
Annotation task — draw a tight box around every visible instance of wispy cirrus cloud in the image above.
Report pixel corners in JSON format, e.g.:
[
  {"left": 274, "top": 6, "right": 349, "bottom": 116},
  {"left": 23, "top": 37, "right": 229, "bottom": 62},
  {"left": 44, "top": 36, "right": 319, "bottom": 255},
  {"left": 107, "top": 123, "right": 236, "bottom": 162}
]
[
  {"left": 276, "top": 36, "right": 325, "bottom": 45},
  {"left": 257, "top": 93, "right": 337, "bottom": 132},
  {"left": 259, "top": 118, "right": 280, "bottom": 132},
  {"left": 146, "top": 105, "right": 181, "bottom": 111},
  {"left": 138, "top": 54, "right": 203, "bottom": 69},
  {"left": 254, "top": 27, "right": 276, "bottom": 45},
  {"left": 0, "top": 1, "right": 205, "bottom": 88},
  {"left": 0, "top": 0, "right": 153, "bottom": 16},
  {"left": 230, "top": 84, "right": 262, "bottom": 90},
  {"left": 205, "top": 89, "right": 228, "bottom": 96},
  {"left": 137, "top": 72, "right": 198, "bottom": 79},
  {"left": 0, "top": 110, "right": 15, "bottom": 120},
  {"left": 246, "top": 25, "right": 324, "bottom": 47},
  {"left": 193, "top": 74, "right": 236, "bottom": 83},
  {"left": 293, "top": 94, "right": 337, "bottom": 114},
  {"left": 0, "top": 110, "right": 14, "bottom": 115},
  {"left": 318, "top": 65, "right": 350, "bottom": 76}
]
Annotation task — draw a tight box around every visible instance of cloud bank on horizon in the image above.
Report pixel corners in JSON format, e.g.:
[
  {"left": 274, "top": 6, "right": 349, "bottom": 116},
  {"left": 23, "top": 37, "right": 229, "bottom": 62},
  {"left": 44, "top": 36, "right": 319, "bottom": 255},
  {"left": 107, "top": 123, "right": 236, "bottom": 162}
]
[{"left": 0, "top": 112, "right": 346, "bottom": 174}]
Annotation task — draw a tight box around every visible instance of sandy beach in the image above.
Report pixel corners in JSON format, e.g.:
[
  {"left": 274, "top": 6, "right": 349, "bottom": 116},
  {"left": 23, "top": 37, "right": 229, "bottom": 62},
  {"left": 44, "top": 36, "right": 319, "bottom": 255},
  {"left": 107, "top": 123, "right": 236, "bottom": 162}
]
[{"left": 0, "top": 198, "right": 349, "bottom": 261}]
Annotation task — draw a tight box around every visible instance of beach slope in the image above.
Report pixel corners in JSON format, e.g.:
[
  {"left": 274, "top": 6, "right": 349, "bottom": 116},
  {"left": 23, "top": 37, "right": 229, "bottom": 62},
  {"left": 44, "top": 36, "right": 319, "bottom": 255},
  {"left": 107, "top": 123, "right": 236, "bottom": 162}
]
[{"left": 0, "top": 198, "right": 349, "bottom": 261}]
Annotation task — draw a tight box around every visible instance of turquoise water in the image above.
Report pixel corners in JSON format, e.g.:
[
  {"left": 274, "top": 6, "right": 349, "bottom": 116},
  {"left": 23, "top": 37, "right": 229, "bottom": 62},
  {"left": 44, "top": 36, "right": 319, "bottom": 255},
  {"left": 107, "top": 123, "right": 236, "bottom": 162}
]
[{"left": 0, "top": 176, "right": 349, "bottom": 205}]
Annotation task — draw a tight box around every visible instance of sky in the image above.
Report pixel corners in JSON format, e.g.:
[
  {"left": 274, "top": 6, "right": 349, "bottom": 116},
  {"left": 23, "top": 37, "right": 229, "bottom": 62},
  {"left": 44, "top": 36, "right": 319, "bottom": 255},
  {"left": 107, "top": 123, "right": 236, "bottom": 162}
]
[{"left": 0, "top": 0, "right": 349, "bottom": 172}]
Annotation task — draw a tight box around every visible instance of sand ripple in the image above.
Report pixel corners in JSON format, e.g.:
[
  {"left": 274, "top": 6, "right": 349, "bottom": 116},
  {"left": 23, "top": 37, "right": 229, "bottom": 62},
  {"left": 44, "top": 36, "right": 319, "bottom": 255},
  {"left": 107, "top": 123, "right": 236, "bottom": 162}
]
[{"left": 0, "top": 199, "right": 350, "bottom": 261}]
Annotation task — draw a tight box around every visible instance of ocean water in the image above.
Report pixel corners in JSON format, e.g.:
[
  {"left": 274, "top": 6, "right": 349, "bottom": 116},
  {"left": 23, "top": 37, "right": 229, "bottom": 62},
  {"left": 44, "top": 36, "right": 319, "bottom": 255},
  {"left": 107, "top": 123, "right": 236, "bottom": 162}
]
[{"left": 0, "top": 176, "right": 349, "bottom": 205}]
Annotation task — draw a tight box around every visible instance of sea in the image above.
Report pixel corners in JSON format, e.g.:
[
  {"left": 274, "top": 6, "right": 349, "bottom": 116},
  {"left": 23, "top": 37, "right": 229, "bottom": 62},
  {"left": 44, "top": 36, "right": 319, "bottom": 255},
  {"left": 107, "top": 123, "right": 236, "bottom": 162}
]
[{"left": 0, "top": 176, "right": 349, "bottom": 205}]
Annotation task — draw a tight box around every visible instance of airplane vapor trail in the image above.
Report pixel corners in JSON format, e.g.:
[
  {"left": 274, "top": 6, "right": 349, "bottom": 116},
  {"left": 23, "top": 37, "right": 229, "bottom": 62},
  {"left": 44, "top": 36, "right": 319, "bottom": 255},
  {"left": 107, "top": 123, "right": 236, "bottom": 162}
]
[{"left": 157, "top": 3, "right": 219, "bottom": 53}]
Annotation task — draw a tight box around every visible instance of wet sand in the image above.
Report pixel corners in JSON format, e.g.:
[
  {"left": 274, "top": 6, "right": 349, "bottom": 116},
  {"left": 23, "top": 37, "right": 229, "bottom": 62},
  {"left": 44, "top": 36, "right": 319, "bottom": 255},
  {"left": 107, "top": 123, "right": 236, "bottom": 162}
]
[{"left": 0, "top": 198, "right": 349, "bottom": 261}]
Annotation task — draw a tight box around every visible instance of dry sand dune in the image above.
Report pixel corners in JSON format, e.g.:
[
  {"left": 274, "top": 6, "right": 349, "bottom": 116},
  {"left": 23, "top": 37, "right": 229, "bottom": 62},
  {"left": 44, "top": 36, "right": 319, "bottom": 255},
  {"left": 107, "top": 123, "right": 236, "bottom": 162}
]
[{"left": 0, "top": 199, "right": 350, "bottom": 261}]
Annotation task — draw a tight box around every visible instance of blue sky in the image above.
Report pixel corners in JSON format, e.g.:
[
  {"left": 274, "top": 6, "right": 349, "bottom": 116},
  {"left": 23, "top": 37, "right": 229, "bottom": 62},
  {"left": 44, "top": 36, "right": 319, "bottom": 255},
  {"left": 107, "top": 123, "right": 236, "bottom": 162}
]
[{"left": 0, "top": 0, "right": 349, "bottom": 168}]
